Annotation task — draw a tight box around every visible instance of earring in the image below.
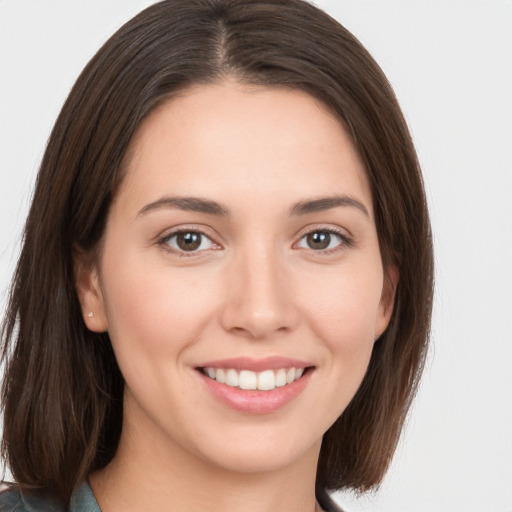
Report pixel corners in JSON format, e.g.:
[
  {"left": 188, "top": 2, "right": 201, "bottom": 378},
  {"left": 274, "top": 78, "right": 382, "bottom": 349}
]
[{"left": 87, "top": 312, "right": 94, "bottom": 318}]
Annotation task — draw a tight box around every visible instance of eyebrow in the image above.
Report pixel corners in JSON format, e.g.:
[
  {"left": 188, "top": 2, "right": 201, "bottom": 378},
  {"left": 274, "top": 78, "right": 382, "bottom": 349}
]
[
  {"left": 290, "top": 195, "right": 369, "bottom": 218},
  {"left": 137, "top": 194, "right": 369, "bottom": 218},
  {"left": 138, "top": 196, "right": 229, "bottom": 217}
]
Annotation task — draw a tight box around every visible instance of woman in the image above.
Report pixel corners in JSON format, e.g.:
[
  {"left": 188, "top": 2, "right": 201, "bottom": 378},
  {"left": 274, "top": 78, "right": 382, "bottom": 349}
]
[{"left": 0, "top": 1, "right": 433, "bottom": 511}]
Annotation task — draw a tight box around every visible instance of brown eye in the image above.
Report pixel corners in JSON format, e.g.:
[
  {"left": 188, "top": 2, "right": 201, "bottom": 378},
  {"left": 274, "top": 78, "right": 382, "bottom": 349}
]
[
  {"left": 297, "top": 230, "right": 344, "bottom": 251},
  {"left": 306, "top": 232, "right": 331, "bottom": 250},
  {"left": 177, "top": 232, "right": 201, "bottom": 251},
  {"left": 165, "top": 231, "right": 215, "bottom": 253}
]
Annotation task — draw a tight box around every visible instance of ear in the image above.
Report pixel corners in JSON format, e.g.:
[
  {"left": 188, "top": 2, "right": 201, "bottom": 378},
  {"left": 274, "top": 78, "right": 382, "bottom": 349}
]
[
  {"left": 74, "top": 248, "right": 109, "bottom": 332},
  {"left": 375, "top": 264, "right": 399, "bottom": 340}
]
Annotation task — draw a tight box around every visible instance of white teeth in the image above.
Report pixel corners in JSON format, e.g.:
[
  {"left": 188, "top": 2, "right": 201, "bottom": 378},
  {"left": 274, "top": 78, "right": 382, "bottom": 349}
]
[
  {"left": 257, "top": 370, "right": 275, "bottom": 391},
  {"left": 286, "top": 368, "right": 296, "bottom": 384},
  {"left": 225, "top": 369, "right": 239, "bottom": 387},
  {"left": 204, "top": 366, "right": 307, "bottom": 391},
  {"left": 215, "top": 368, "right": 226, "bottom": 384},
  {"left": 239, "top": 370, "right": 257, "bottom": 390},
  {"left": 275, "top": 368, "right": 287, "bottom": 387}
]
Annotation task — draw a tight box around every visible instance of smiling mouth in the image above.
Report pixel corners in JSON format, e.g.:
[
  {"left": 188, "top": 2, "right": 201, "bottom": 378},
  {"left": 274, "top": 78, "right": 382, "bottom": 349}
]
[{"left": 199, "top": 366, "right": 312, "bottom": 391}]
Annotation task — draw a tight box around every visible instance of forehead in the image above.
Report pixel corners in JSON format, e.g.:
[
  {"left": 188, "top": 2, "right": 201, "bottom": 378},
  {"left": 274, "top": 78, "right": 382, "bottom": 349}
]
[{"left": 117, "top": 81, "right": 373, "bottom": 216}]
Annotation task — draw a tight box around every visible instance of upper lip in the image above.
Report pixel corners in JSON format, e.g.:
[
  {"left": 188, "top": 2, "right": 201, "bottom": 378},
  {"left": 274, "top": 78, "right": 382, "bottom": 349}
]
[{"left": 195, "top": 356, "right": 314, "bottom": 372}]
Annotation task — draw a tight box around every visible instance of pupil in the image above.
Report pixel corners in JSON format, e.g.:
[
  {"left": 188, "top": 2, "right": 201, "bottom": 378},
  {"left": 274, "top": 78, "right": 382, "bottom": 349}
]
[
  {"left": 307, "top": 231, "right": 330, "bottom": 250},
  {"left": 177, "top": 232, "right": 201, "bottom": 251}
]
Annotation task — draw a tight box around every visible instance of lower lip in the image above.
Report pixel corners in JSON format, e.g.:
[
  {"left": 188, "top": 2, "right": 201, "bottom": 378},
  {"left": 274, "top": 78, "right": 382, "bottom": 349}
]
[{"left": 198, "top": 369, "right": 312, "bottom": 414}]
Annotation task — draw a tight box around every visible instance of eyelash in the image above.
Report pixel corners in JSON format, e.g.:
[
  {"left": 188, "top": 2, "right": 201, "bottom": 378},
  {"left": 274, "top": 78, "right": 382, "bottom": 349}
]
[
  {"left": 295, "top": 227, "right": 353, "bottom": 254},
  {"left": 159, "top": 228, "right": 221, "bottom": 257},
  {"left": 158, "top": 226, "right": 353, "bottom": 257}
]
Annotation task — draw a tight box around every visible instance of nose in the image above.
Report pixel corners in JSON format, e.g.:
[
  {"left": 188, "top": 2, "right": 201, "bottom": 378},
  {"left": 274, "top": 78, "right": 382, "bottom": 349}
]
[{"left": 220, "top": 245, "right": 298, "bottom": 340}]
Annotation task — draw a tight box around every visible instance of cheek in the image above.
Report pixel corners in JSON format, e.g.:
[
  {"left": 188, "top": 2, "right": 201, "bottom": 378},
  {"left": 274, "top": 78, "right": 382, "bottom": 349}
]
[
  {"left": 100, "top": 254, "right": 220, "bottom": 367},
  {"left": 309, "top": 261, "right": 382, "bottom": 316},
  {"left": 265, "top": 262, "right": 384, "bottom": 438},
  {"left": 298, "top": 261, "right": 384, "bottom": 369}
]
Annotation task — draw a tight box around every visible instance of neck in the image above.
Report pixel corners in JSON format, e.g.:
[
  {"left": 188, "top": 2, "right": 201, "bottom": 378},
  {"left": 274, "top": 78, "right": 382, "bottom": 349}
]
[{"left": 90, "top": 398, "right": 322, "bottom": 512}]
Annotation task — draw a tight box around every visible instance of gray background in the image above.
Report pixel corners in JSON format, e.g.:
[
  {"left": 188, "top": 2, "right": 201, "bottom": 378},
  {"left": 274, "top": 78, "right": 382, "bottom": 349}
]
[{"left": 1, "top": 1, "right": 511, "bottom": 510}]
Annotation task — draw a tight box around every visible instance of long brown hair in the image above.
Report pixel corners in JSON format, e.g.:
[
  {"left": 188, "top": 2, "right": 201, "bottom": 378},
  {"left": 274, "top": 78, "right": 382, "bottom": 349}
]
[{"left": 1, "top": 0, "right": 433, "bottom": 507}]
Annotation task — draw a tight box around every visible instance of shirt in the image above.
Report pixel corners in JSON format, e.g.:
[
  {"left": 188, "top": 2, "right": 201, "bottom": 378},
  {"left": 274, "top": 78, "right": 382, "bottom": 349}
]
[
  {"left": 0, "top": 481, "right": 343, "bottom": 512},
  {"left": 0, "top": 482, "right": 100, "bottom": 512}
]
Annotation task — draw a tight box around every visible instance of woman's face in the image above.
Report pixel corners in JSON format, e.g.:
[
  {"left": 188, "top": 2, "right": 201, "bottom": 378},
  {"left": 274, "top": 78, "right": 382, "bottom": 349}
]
[{"left": 80, "top": 82, "right": 394, "bottom": 475}]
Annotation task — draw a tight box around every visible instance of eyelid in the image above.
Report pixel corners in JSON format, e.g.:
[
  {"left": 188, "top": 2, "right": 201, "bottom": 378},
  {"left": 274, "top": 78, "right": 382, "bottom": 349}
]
[
  {"left": 157, "top": 225, "right": 223, "bottom": 256},
  {"left": 293, "top": 225, "right": 354, "bottom": 253}
]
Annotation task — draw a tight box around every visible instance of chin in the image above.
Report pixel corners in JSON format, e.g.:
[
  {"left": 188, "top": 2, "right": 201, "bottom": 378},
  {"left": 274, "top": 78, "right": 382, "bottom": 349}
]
[{"left": 194, "top": 433, "right": 322, "bottom": 475}]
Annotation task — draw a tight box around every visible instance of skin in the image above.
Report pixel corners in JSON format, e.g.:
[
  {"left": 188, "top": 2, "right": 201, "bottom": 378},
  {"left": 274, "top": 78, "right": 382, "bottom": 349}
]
[{"left": 77, "top": 81, "right": 396, "bottom": 512}]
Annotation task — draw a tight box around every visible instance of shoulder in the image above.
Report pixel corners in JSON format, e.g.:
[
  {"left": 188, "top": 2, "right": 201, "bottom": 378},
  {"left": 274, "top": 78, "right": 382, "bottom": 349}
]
[
  {"left": 0, "top": 481, "right": 99, "bottom": 512},
  {"left": 0, "top": 484, "right": 64, "bottom": 512},
  {"left": 316, "top": 488, "right": 346, "bottom": 512},
  {"left": 0, "top": 485, "right": 25, "bottom": 512}
]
